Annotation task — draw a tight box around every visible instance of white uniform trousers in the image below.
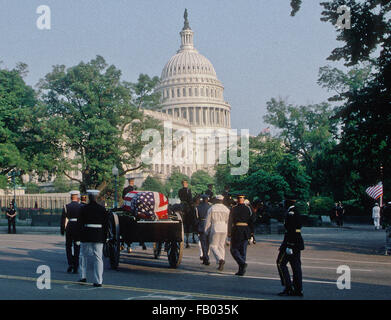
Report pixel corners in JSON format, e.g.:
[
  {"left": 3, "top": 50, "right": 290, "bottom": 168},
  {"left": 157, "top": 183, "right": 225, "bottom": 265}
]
[
  {"left": 209, "top": 232, "right": 227, "bottom": 264},
  {"left": 80, "top": 242, "right": 104, "bottom": 284},
  {"left": 373, "top": 217, "right": 380, "bottom": 229}
]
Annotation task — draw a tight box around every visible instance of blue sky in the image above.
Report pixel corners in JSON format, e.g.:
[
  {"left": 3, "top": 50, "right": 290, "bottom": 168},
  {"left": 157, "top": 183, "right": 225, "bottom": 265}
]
[{"left": 0, "top": 0, "right": 343, "bottom": 135}]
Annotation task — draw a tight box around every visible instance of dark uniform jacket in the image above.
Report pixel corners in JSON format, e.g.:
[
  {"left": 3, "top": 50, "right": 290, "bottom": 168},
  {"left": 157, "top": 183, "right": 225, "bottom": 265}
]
[
  {"left": 78, "top": 201, "right": 108, "bottom": 243},
  {"left": 178, "top": 187, "right": 193, "bottom": 205},
  {"left": 6, "top": 208, "right": 16, "bottom": 221},
  {"left": 204, "top": 189, "right": 214, "bottom": 200},
  {"left": 61, "top": 201, "right": 82, "bottom": 237},
  {"left": 280, "top": 205, "right": 304, "bottom": 251},
  {"left": 196, "top": 202, "right": 211, "bottom": 233},
  {"left": 122, "top": 185, "right": 136, "bottom": 199},
  {"left": 228, "top": 204, "right": 254, "bottom": 242}
]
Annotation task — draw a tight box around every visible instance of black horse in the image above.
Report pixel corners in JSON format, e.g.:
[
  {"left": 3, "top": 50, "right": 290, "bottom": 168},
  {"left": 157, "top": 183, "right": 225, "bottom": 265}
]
[{"left": 169, "top": 198, "right": 199, "bottom": 248}]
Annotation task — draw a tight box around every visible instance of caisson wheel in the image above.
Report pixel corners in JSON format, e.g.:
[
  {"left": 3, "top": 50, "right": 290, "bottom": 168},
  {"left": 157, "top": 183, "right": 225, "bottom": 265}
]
[
  {"left": 107, "top": 212, "right": 120, "bottom": 270},
  {"left": 167, "top": 212, "right": 184, "bottom": 268}
]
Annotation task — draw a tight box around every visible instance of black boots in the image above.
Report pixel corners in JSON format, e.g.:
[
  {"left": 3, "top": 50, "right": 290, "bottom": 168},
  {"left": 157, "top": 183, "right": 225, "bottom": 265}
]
[
  {"left": 235, "top": 263, "right": 247, "bottom": 276},
  {"left": 217, "top": 259, "right": 225, "bottom": 271}
]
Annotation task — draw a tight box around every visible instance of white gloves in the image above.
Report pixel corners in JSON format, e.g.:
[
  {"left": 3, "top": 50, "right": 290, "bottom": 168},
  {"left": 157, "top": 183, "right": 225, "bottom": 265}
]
[{"left": 286, "top": 248, "right": 293, "bottom": 255}]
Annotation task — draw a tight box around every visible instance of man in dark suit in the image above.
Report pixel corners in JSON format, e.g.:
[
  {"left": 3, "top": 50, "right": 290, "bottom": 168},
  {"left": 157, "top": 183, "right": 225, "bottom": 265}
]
[
  {"left": 61, "top": 190, "right": 82, "bottom": 273},
  {"left": 276, "top": 199, "right": 305, "bottom": 297},
  {"left": 78, "top": 189, "right": 108, "bottom": 287}
]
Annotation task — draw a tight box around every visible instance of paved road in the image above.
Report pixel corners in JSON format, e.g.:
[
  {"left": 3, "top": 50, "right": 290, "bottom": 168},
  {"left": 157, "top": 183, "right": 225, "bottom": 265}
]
[{"left": 0, "top": 224, "right": 390, "bottom": 300}]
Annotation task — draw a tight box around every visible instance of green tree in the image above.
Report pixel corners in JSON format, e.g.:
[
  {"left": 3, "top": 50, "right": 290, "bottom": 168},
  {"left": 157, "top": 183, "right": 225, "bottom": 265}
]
[
  {"left": 190, "top": 170, "right": 214, "bottom": 195},
  {"left": 276, "top": 154, "right": 311, "bottom": 201},
  {"left": 38, "top": 56, "right": 162, "bottom": 193},
  {"left": 141, "top": 176, "right": 166, "bottom": 194},
  {"left": 263, "top": 98, "right": 338, "bottom": 171},
  {"left": 131, "top": 74, "right": 161, "bottom": 110}
]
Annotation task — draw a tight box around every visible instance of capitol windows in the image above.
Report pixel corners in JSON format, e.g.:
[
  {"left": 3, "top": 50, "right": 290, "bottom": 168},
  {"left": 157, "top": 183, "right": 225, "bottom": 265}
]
[
  {"left": 189, "top": 88, "right": 192, "bottom": 96},
  {"left": 201, "top": 88, "right": 204, "bottom": 96},
  {"left": 177, "top": 88, "right": 180, "bottom": 97},
  {"left": 206, "top": 88, "right": 209, "bottom": 97},
  {"left": 172, "top": 89, "right": 175, "bottom": 98},
  {"left": 183, "top": 88, "right": 186, "bottom": 97},
  {"left": 195, "top": 88, "right": 198, "bottom": 96}
]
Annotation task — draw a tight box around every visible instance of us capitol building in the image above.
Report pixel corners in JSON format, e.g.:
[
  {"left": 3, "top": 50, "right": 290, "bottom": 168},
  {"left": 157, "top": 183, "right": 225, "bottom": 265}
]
[
  {"left": 132, "top": 10, "right": 232, "bottom": 186},
  {"left": 12, "top": 10, "right": 233, "bottom": 195}
]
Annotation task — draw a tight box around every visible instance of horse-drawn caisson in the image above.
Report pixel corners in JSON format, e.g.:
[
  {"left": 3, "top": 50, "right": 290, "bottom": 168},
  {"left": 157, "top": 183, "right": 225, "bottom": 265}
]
[{"left": 103, "top": 191, "right": 184, "bottom": 269}]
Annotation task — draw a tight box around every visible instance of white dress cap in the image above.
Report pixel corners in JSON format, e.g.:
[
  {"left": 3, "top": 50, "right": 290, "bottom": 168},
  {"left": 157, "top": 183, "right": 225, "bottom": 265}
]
[
  {"left": 86, "top": 189, "right": 100, "bottom": 196},
  {"left": 69, "top": 190, "right": 80, "bottom": 196}
]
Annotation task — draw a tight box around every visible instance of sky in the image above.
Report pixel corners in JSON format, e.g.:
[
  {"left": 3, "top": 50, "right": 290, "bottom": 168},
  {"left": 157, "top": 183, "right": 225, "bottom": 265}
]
[{"left": 0, "top": 0, "right": 344, "bottom": 135}]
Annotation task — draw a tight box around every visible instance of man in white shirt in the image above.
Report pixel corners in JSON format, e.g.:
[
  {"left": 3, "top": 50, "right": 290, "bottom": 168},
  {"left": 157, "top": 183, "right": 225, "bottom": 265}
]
[
  {"left": 204, "top": 195, "right": 230, "bottom": 271},
  {"left": 372, "top": 203, "right": 381, "bottom": 230}
]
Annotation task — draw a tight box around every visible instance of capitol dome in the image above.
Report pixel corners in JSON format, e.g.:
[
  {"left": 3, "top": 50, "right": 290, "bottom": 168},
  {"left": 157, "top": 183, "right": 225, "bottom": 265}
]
[{"left": 157, "top": 10, "right": 231, "bottom": 129}]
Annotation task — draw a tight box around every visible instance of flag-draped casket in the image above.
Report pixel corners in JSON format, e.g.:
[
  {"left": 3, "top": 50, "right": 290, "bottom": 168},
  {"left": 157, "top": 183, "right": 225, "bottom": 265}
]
[{"left": 123, "top": 191, "right": 169, "bottom": 220}]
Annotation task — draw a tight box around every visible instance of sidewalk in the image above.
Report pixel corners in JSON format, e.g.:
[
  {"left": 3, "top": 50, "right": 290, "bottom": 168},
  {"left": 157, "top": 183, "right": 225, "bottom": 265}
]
[{"left": 0, "top": 226, "right": 60, "bottom": 235}]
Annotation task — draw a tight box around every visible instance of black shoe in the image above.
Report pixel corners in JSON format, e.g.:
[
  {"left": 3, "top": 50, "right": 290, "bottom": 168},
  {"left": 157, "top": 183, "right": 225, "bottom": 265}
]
[
  {"left": 93, "top": 283, "right": 102, "bottom": 288},
  {"left": 202, "top": 257, "right": 210, "bottom": 265},
  {"left": 200, "top": 256, "right": 203, "bottom": 261},
  {"left": 291, "top": 290, "right": 304, "bottom": 297},
  {"left": 242, "top": 263, "right": 247, "bottom": 275},
  {"left": 278, "top": 288, "right": 293, "bottom": 296},
  {"left": 235, "top": 266, "right": 243, "bottom": 276},
  {"left": 186, "top": 243, "right": 190, "bottom": 248},
  {"left": 142, "top": 245, "right": 147, "bottom": 250},
  {"left": 67, "top": 266, "right": 73, "bottom": 273},
  {"left": 217, "top": 260, "right": 225, "bottom": 271},
  {"left": 78, "top": 278, "right": 87, "bottom": 283}
]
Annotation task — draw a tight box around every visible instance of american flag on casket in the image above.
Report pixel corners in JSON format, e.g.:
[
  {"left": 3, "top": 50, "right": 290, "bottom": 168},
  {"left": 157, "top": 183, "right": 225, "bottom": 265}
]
[{"left": 123, "top": 191, "right": 169, "bottom": 220}]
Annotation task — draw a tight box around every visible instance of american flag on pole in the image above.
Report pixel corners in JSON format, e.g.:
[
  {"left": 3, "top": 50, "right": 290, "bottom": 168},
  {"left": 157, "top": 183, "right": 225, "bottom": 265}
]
[
  {"left": 123, "top": 191, "right": 168, "bottom": 220},
  {"left": 365, "top": 182, "right": 383, "bottom": 200}
]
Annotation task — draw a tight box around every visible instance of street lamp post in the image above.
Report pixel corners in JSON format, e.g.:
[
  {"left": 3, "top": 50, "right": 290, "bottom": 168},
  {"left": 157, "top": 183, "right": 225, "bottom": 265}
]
[
  {"left": 112, "top": 165, "right": 119, "bottom": 208},
  {"left": 380, "top": 164, "right": 384, "bottom": 207},
  {"left": 9, "top": 170, "right": 19, "bottom": 208}
]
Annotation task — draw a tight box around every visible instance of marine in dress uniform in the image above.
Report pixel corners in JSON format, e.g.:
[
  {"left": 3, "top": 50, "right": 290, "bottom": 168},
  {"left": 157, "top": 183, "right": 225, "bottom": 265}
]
[
  {"left": 196, "top": 195, "right": 211, "bottom": 265},
  {"left": 61, "top": 190, "right": 82, "bottom": 273},
  {"left": 6, "top": 201, "right": 17, "bottom": 234},
  {"left": 178, "top": 180, "right": 195, "bottom": 248},
  {"left": 276, "top": 199, "right": 305, "bottom": 297},
  {"left": 228, "top": 195, "right": 254, "bottom": 276},
  {"left": 78, "top": 190, "right": 108, "bottom": 287},
  {"left": 205, "top": 195, "right": 231, "bottom": 271}
]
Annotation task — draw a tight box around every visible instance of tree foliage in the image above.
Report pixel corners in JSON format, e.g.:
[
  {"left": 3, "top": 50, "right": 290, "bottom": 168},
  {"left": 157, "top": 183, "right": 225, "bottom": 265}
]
[{"left": 38, "top": 55, "right": 161, "bottom": 193}]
